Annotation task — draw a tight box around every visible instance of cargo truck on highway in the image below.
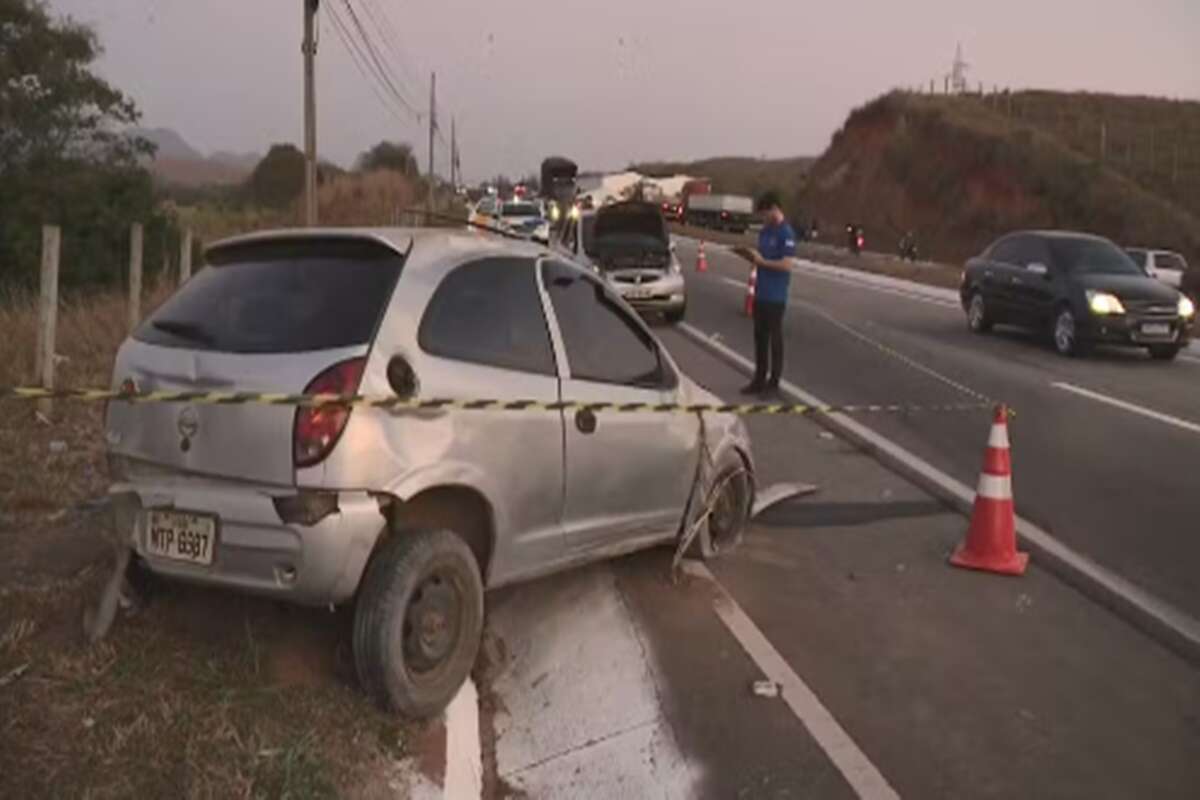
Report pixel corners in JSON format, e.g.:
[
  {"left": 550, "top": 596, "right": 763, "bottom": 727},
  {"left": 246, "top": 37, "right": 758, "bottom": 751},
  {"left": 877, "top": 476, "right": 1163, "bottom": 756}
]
[{"left": 685, "top": 193, "right": 754, "bottom": 233}]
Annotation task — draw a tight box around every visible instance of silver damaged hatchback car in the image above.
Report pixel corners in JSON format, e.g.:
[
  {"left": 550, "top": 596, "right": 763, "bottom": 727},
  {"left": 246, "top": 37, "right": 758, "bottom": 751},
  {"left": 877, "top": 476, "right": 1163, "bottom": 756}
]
[{"left": 105, "top": 228, "right": 754, "bottom": 716}]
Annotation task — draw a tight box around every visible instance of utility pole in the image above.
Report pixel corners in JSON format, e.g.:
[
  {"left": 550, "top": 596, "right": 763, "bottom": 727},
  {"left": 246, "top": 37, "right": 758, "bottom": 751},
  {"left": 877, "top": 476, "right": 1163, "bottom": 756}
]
[
  {"left": 302, "top": 0, "right": 318, "bottom": 227},
  {"left": 446, "top": 115, "right": 453, "bottom": 189},
  {"left": 1100, "top": 121, "right": 1107, "bottom": 162},
  {"left": 427, "top": 71, "right": 437, "bottom": 213}
]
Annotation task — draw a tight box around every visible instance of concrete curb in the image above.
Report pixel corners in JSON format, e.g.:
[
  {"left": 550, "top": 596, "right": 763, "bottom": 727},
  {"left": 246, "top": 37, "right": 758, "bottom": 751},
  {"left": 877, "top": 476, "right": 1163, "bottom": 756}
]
[{"left": 678, "top": 323, "right": 1200, "bottom": 668}]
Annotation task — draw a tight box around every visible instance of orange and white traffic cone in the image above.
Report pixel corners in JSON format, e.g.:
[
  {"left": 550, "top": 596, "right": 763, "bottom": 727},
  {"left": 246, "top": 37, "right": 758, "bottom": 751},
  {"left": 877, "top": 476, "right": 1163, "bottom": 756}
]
[
  {"left": 743, "top": 268, "right": 756, "bottom": 316},
  {"left": 696, "top": 242, "right": 708, "bottom": 273},
  {"left": 950, "top": 405, "right": 1028, "bottom": 576}
]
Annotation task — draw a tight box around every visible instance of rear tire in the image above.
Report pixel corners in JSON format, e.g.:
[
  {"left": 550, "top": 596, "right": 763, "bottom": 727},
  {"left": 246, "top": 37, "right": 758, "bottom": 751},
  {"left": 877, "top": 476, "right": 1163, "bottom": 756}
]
[
  {"left": 353, "top": 529, "right": 483, "bottom": 718},
  {"left": 966, "top": 292, "right": 993, "bottom": 333},
  {"left": 1148, "top": 344, "right": 1181, "bottom": 361}
]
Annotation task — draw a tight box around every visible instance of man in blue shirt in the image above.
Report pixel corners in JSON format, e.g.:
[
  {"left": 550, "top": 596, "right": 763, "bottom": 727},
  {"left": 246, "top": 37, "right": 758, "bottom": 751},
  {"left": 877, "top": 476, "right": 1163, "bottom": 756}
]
[{"left": 743, "top": 191, "right": 797, "bottom": 395}]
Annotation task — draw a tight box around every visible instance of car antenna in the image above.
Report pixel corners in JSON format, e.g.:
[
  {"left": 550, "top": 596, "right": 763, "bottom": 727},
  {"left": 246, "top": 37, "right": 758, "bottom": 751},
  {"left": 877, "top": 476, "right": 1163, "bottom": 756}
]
[{"left": 399, "top": 207, "right": 528, "bottom": 241}]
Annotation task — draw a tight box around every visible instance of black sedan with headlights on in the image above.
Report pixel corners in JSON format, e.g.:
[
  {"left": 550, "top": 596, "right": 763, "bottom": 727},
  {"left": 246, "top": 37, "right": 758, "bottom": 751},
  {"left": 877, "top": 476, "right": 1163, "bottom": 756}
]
[{"left": 961, "top": 231, "right": 1195, "bottom": 360}]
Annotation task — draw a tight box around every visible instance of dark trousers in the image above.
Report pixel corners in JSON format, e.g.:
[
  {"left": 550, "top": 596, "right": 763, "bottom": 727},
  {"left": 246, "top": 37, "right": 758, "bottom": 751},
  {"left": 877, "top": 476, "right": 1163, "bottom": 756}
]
[{"left": 752, "top": 300, "right": 785, "bottom": 386}]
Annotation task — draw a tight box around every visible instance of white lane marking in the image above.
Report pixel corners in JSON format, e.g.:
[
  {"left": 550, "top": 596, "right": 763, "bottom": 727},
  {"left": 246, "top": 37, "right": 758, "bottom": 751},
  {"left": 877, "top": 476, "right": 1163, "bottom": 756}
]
[
  {"left": 444, "top": 678, "right": 483, "bottom": 799},
  {"left": 791, "top": 298, "right": 991, "bottom": 402},
  {"left": 679, "top": 234, "right": 960, "bottom": 310},
  {"left": 710, "top": 274, "right": 988, "bottom": 403},
  {"left": 682, "top": 562, "right": 900, "bottom": 800},
  {"left": 720, "top": 276, "right": 746, "bottom": 290},
  {"left": 1051, "top": 382, "right": 1200, "bottom": 436},
  {"left": 678, "top": 322, "right": 1200, "bottom": 661}
]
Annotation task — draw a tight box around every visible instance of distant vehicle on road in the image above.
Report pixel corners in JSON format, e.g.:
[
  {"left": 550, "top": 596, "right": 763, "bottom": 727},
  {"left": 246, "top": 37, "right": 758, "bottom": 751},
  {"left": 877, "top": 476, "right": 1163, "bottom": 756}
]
[
  {"left": 108, "top": 228, "right": 753, "bottom": 718},
  {"left": 660, "top": 200, "right": 683, "bottom": 222},
  {"left": 498, "top": 200, "right": 549, "bottom": 241},
  {"left": 685, "top": 194, "right": 754, "bottom": 233},
  {"left": 846, "top": 224, "right": 864, "bottom": 254},
  {"left": 962, "top": 231, "right": 1195, "bottom": 360},
  {"left": 554, "top": 200, "right": 687, "bottom": 323},
  {"left": 1125, "top": 248, "right": 1188, "bottom": 288}
]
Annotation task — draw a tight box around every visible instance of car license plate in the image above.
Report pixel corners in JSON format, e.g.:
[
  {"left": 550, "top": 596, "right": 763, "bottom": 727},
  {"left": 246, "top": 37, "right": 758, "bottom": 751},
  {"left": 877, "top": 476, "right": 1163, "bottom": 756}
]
[
  {"left": 1141, "top": 322, "right": 1171, "bottom": 336},
  {"left": 144, "top": 511, "right": 217, "bottom": 566},
  {"left": 624, "top": 288, "right": 653, "bottom": 300}
]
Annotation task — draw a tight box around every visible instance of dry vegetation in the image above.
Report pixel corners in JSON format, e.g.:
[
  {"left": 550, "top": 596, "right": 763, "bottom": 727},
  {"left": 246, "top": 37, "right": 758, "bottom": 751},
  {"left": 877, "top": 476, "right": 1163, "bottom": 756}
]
[{"left": 0, "top": 287, "right": 428, "bottom": 798}]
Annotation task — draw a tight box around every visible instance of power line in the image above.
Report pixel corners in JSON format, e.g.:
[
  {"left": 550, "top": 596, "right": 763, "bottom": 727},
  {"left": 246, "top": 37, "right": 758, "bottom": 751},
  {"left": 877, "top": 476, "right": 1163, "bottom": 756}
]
[
  {"left": 325, "top": 1, "right": 421, "bottom": 126},
  {"left": 339, "top": 0, "right": 422, "bottom": 119},
  {"left": 358, "top": 0, "right": 424, "bottom": 96}
]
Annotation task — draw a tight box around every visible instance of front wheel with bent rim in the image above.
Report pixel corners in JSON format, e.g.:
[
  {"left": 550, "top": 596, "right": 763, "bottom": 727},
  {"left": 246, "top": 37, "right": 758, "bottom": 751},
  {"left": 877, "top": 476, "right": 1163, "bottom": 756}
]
[
  {"left": 1148, "top": 344, "right": 1181, "bottom": 361},
  {"left": 966, "top": 292, "right": 993, "bottom": 333},
  {"left": 1053, "top": 307, "right": 1087, "bottom": 357},
  {"left": 353, "top": 529, "right": 484, "bottom": 718},
  {"left": 692, "top": 451, "right": 753, "bottom": 560}
]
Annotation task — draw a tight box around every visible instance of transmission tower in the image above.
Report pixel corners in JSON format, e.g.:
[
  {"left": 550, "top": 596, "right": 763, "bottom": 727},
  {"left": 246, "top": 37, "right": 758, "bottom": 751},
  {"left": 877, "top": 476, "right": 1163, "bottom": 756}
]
[{"left": 950, "top": 43, "right": 970, "bottom": 94}]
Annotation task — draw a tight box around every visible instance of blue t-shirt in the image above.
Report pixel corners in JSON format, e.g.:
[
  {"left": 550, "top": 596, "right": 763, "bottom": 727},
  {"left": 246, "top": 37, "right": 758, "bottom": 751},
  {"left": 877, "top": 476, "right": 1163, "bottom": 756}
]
[{"left": 756, "top": 222, "right": 797, "bottom": 305}]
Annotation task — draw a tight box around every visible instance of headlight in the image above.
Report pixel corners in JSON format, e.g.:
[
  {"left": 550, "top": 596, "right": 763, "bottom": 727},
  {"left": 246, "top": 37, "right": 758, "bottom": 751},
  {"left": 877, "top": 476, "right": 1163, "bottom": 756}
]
[
  {"left": 1181, "top": 295, "right": 1196, "bottom": 319},
  {"left": 1086, "top": 290, "right": 1125, "bottom": 315}
]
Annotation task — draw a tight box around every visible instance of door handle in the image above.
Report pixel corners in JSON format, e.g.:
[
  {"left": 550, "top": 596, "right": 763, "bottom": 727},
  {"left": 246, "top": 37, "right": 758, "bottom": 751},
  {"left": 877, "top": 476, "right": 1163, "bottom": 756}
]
[{"left": 575, "top": 408, "right": 597, "bottom": 434}]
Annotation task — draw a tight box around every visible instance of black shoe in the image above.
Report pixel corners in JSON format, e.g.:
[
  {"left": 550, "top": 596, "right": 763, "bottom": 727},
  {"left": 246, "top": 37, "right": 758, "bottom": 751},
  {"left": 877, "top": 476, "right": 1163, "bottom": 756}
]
[
  {"left": 759, "top": 382, "right": 781, "bottom": 398},
  {"left": 740, "top": 381, "right": 765, "bottom": 395}
]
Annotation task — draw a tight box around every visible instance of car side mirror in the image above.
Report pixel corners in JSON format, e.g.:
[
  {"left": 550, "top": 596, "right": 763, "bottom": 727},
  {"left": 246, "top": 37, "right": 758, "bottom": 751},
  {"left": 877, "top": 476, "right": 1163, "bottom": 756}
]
[{"left": 1028, "top": 262, "right": 1050, "bottom": 278}]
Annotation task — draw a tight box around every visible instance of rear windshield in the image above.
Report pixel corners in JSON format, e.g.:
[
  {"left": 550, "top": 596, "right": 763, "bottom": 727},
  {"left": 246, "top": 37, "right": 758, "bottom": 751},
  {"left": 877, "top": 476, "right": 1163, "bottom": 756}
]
[
  {"left": 1050, "top": 238, "right": 1143, "bottom": 276},
  {"left": 1155, "top": 252, "right": 1187, "bottom": 272},
  {"left": 136, "top": 238, "right": 404, "bottom": 353}
]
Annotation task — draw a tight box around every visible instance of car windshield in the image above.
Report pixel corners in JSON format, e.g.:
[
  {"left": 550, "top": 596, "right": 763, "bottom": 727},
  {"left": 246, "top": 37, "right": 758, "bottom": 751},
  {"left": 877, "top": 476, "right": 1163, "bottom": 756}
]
[
  {"left": 1050, "top": 238, "right": 1145, "bottom": 276},
  {"left": 586, "top": 207, "right": 668, "bottom": 255},
  {"left": 502, "top": 203, "right": 540, "bottom": 218}
]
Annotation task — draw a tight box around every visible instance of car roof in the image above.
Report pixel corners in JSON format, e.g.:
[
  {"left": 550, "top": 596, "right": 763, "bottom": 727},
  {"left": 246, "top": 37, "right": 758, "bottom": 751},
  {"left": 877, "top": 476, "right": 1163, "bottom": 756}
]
[
  {"left": 206, "top": 227, "right": 552, "bottom": 279},
  {"left": 1008, "top": 230, "right": 1112, "bottom": 243}
]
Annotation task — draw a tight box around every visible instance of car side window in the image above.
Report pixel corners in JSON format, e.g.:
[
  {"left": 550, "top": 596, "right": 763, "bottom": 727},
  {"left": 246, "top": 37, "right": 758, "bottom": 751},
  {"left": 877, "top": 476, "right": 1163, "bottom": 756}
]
[
  {"left": 1023, "top": 237, "right": 1053, "bottom": 269},
  {"left": 541, "top": 260, "right": 672, "bottom": 388},
  {"left": 989, "top": 237, "right": 1021, "bottom": 266},
  {"left": 1127, "top": 249, "right": 1148, "bottom": 269},
  {"left": 419, "top": 257, "right": 557, "bottom": 376}
]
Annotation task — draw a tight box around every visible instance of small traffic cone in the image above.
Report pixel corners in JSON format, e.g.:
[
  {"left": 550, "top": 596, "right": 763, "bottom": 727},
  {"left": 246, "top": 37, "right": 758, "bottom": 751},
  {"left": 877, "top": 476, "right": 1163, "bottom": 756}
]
[
  {"left": 743, "top": 268, "right": 756, "bottom": 316},
  {"left": 696, "top": 242, "right": 708, "bottom": 272},
  {"left": 950, "top": 405, "right": 1028, "bottom": 576}
]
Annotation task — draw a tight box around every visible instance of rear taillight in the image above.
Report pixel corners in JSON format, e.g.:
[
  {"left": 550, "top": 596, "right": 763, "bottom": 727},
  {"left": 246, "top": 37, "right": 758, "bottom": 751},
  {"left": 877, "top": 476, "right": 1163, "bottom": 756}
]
[{"left": 294, "top": 357, "right": 366, "bottom": 468}]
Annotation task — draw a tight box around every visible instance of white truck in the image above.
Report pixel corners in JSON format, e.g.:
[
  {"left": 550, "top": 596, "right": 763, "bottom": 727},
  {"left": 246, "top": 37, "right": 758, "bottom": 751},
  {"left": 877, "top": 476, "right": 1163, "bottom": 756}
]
[
  {"left": 685, "top": 194, "right": 755, "bottom": 233},
  {"left": 1126, "top": 248, "right": 1188, "bottom": 288}
]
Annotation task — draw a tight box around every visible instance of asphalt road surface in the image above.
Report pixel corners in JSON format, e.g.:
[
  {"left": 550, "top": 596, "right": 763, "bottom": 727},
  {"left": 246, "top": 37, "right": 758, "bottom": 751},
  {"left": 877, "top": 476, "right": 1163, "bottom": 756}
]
[
  {"left": 481, "top": 317, "right": 1200, "bottom": 799},
  {"left": 671, "top": 238, "right": 1200, "bottom": 620}
]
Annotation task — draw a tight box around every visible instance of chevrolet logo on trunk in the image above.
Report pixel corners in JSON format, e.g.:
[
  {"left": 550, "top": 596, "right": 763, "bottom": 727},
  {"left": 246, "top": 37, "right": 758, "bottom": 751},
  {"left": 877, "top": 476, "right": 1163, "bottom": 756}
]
[{"left": 177, "top": 407, "right": 199, "bottom": 452}]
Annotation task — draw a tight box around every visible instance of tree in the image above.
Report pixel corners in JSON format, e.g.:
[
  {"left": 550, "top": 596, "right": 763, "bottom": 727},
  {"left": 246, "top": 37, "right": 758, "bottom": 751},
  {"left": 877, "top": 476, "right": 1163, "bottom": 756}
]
[
  {"left": 356, "top": 141, "right": 419, "bottom": 176},
  {"left": 0, "top": 0, "right": 171, "bottom": 289},
  {"left": 246, "top": 144, "right": 306, "bottom": 209}
]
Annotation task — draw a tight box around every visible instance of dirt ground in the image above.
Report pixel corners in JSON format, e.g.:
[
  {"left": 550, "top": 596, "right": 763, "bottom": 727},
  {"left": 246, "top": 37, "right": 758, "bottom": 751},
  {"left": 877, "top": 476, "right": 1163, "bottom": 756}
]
[{"left": 0, "top": 286, "right": 424, "bottom": 798}]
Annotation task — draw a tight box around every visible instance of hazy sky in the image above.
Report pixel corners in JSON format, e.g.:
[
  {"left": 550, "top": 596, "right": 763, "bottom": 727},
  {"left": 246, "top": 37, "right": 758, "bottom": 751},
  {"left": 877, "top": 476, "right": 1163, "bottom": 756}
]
[{"left": 47, "top": 0, "right": 1200, "bottom": 181}]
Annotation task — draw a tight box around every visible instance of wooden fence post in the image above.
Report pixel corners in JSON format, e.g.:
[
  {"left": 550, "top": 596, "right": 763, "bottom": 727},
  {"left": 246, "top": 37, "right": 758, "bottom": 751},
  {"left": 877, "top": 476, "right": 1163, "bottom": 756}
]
[
  {"left": 179, "top": 228, "right": 193, "bottom": 284},
  {"left": 129, "top": 223, "right": 143, "bottom": 332},
  {"left": 34, "top": 225, "right": 60, "bottom": 417}
]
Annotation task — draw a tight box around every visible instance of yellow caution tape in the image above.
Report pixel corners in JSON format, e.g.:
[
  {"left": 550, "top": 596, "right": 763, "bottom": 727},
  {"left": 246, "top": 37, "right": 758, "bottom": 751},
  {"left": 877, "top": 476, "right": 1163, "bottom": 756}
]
[{"left": 2, "top": 386, "right": 1005, "bottom": 417}]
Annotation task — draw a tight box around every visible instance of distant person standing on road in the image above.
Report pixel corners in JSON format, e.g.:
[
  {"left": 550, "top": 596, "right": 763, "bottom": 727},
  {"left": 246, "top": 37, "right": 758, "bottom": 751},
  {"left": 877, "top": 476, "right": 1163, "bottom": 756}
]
[{"left": 742, "top": 191, "right": 797, "bottom": 396}]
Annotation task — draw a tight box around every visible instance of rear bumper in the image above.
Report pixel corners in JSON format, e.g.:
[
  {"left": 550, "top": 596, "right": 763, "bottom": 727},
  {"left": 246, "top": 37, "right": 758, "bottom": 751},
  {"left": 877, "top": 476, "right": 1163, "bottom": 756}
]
[
  {"left": 108, "top": 480, "right": 387, "bottom": 606},
  {"left": 1078, "top": 314, "right": 1193, "bottom": 348}
]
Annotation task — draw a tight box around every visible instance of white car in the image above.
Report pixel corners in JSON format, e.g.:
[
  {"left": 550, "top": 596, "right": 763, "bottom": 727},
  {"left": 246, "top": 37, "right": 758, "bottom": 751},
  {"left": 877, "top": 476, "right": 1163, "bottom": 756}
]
[
  {"left": 498, "top": 200, "right": 549, "bottom": 241},
  {"left": 1127, "top": 248, "right": 1188, "bottom": 288}
]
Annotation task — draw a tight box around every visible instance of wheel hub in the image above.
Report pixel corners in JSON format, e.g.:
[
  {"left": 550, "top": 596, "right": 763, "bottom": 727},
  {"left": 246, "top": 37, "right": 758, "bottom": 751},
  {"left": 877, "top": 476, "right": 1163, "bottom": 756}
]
[{"left": 403, "top": 573, "right": 460, "bottom": 674}]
